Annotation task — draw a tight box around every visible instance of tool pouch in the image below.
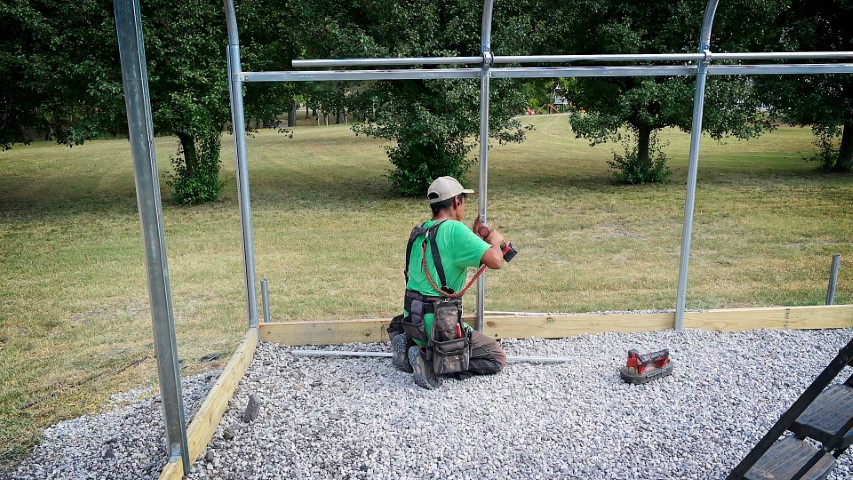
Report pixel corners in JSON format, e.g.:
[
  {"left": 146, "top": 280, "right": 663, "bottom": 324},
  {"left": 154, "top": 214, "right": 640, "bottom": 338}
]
[
  {"left": 432, "top": 336, "right": 470, "bottom": 374},
  {"left": 431, "top": 300, "right": 469, "bottom": 374},
  {"left": 401, "top": 299, "right": 428, "bottom": 342}
]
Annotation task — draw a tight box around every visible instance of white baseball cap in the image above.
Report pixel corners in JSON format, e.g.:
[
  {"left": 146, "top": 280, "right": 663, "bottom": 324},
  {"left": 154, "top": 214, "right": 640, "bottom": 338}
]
[{"left": 427, "top": 176, "right": 475, "bottom": 204}]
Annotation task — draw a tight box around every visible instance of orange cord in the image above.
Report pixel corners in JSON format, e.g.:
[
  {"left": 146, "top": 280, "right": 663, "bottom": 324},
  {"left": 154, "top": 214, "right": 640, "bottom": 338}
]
[{"left": 420, "top": 241, "right": 487, "bottom": 299}]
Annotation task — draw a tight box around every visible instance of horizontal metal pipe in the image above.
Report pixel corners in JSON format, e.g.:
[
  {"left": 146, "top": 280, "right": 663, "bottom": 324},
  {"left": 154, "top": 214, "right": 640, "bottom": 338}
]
[
  {"left": 242, "top": 68, "right": 481, "bottom": 82},
  {"left": 710, "top": 51, "right": 853, "bottom": 60},
  {"left": 707, "top": 63, "right": 853, "bottom": 75},
  {"left": 290, "top": 350, "right": 573, "bottom": 364},
  {"left": 242, "top": 63, "right": 853, "bottom": 83},
  {"left": 291, "top": 51, "right": 853, "bottom": 69},
  {"left": 489, "top": 65, "right": 696, "bottom": 78},
  {"left": 494, "top": 53, "right": 702, "bottom": 63},
  {"left": 293, "top": 56, "right": 482, "bottom": 67}
]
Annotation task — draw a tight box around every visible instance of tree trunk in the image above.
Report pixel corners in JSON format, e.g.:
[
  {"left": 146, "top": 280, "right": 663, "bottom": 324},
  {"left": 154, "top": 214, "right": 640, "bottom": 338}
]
[
  {"left": 288, "top": 100, "right": 297, "bottom": 127},
  {"left": 636, "top": 125, "right": 652, "bottom": 174},
  {"left": 835, "top": 123, "right": 853, "bottom": 172},
  {"left": 336, "top": 110, "right": 345, "bottom": 124},
  {"left": 177, "top": 132, "right": 197, "bottom": 177},
  {"left": 305, "top": 103, "right": 309, "bottom": 119}
]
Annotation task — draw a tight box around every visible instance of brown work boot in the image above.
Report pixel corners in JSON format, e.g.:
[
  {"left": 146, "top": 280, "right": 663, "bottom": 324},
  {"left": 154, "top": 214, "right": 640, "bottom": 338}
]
[
  {"left": 392, "top": 334, "right": 413, "bottom": 373},
  {"left": 408, "top": 346, "right": 442, "bottom": 390}
]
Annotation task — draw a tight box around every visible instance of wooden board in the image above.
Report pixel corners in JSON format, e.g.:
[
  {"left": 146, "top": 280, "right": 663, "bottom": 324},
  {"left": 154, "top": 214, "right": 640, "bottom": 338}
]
[
  {"left": 259, "top": 305, "right": 853, "bottom": 345},
  {"left": 259, "top": 318, "right": 392, "bottom": 345},
  {"left": 160, "top": 327, "right": 258, "bottom": 480},
  {"left": 684, "top": 305, "right": 853, "bottom": 331},
  {"left": 481, "top": 313, "right": 674, "bottom": 339}
]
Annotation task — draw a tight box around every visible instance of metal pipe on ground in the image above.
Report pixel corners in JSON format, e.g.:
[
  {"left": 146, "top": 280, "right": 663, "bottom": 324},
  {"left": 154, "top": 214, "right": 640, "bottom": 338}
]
[
  {"left": 290, "top": 350, "right": 573, "bottom": 364},
  {"left": 826, "top": 254, "right": 841, "bottom": 305}
]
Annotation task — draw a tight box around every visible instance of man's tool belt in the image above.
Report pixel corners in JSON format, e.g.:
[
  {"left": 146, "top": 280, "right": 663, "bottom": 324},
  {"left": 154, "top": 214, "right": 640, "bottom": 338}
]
[
  {"left": 403, "top": 290, "right": 470, "bottom": 374},
  {"left": 402, "top": 290, "right": 444, "bottom": 342}
]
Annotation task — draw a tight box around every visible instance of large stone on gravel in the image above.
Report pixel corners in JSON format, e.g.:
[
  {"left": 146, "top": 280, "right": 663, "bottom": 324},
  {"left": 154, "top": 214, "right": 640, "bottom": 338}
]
[{"left": 242, "top": 394, "right": 262, "bottom": 423}]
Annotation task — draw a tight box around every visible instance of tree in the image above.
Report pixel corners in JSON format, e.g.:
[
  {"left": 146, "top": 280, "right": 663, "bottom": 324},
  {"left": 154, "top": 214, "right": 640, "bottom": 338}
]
[
  {"left": 758, "top": 0, "right": 853, "bottom": 172},
  {"left": 0, "top": 0, "right": 294, "bottom": 204},
  {"left": 0, "top": 1, "right": 123, "bottom": 150},
  {"left": 541, "top": 0, "right": 782, "bottom": 183},
  {"left": 294, "top": 0, "right": 537, "bottom": 196}
]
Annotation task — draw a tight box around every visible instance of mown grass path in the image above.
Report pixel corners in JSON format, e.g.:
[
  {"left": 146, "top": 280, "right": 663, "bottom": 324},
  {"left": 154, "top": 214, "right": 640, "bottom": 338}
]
[{"left": 0, "top": 114, "right": 850, "bottom": 465}]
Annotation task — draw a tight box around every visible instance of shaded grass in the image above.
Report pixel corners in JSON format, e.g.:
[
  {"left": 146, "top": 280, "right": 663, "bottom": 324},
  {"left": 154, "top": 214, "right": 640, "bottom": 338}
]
[{"left": 0, "top": 114, "right": 851, "bottom": 466}]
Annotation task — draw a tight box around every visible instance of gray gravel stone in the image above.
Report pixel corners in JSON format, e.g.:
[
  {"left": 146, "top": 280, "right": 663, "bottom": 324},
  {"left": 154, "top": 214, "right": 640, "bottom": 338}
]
[
  {"left": 11, "top": 370, "right": 220, "bottom": 480},
  {"left": 187, "top": 328, "right": 852, "bottom": 480},
  {"left": 9, "top": 329, "right": 852, "bottom": 480},
  {"left": 242, "top": 394, "right": 262, "bottom": 423}
]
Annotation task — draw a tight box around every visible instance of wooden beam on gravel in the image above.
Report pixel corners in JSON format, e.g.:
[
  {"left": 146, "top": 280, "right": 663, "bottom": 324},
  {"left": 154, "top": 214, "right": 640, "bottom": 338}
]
[
  {"left": 259, "top": 318, "right": 394, "bottom": 345},
  {"left": 160, "top": 327, "right": 258, "bottom": 480},
  {"left": 482, "top": 312, "right": 674, "bottom": 339},
  {"left": 258, "top": 305, "right": 853, "bottom": 345},
  {"left": 684, "top": 305, "right": 853, "bottom": 331}
]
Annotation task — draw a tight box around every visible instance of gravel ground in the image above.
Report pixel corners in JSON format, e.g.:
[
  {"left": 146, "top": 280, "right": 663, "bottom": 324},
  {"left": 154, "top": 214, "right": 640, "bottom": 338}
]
[
  {"left": 187, "top": 328, "right": 852, "bottom": 480},
  {"left": 11, "top": 370, "right": 220, "bottom": 480},
  {"left": 8, "top": 328, "right": 851, "bottom": 480}
]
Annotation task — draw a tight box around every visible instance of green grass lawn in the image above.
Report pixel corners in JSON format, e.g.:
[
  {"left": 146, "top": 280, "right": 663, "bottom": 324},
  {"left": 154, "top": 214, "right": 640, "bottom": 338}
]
[{"left": 0, "top": 113, "right": 850, "bottom": 465}]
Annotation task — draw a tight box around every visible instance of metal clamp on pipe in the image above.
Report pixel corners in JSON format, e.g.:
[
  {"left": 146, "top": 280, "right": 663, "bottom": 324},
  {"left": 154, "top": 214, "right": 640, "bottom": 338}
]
[{"left": 482, "top": 51, "right": 494, "bottom": 67}]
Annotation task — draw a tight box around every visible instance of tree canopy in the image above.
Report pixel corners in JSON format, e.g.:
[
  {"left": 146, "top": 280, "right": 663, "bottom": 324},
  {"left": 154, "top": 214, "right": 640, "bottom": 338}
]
[
  {"left": 758, "top": 0, "right": 853, "bottom": 172},
  {"left": 293, "top": 0, "right": 538, "bottom": 195},
  {"left": 2, "top": 0, "right": 850, "bottom": 202},
  {"left": 0, "top": 0, "right": 294, "bottom": 203},
  {"left": 541, "top": 0, "right": 785, "bottom": 183}
]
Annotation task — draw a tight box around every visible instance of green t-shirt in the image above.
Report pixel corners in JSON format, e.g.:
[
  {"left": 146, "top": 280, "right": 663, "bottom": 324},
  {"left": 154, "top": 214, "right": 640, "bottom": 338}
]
[{"left": 404, "top": 219, "right": 491, "bottom": 345}]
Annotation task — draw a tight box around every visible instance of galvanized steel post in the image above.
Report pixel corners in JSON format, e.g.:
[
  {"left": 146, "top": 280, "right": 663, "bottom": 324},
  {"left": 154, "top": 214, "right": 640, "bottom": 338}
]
[
  {"left": 826, "top": 254, "right": 841, "bottom": 305},
  {"left": 224, "top": 0, "right": 260, "bottom": 328},
  {"left": 475, "top": 0, "right": 495, "bottom": 333},
  {"left": 113, "top": 0, "right": 190, "bottom": 471},
  {"left": 675, "top": 0, "right": 720, "bottom": 330},
  {"left": 261, "top": 278, "right": 271, "bottom": 323}
]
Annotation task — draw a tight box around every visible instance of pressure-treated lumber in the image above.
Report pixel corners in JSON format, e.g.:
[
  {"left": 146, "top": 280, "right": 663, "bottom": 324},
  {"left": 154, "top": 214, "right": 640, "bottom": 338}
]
[
  {"left": 160, "top": 327, "right": 258, "bottom": 480},
  {"left": 684, "top": 305, "right": 853, "bottom": 331},
  {"left": 259, "top": 305, "right": 853, "bottom": 345},
  {"left": 482, "top": 312, "right": 673, "bottom": 339},
  {"left": 258, "top": 318, "right": 392, "bottom": 345}
]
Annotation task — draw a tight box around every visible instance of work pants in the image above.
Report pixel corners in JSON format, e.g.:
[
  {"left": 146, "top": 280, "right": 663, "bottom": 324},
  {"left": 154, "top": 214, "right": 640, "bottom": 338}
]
[{"left": 388, "top": 314, "right": 506, "bottom": 377}]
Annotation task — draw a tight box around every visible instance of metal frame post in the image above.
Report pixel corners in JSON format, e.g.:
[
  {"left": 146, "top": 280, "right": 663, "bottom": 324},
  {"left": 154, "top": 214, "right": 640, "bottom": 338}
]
[
  {"left": 261, "top": 278, "right": 271, "bottom": 322},
  {"left": 826, "top": 254, "right": 841, "bottom": 305},
  {"left": 113, "top": 0, "right": 190, "bottom": 471},
  {"left": 224, "top": 0, "right": 259, "bottom": 328},
  {"left": 475, "top": 0, "right": 495, "bottom": 333},
  {"left": 675, "top": 0, "right": 720, "bottom": 330}
]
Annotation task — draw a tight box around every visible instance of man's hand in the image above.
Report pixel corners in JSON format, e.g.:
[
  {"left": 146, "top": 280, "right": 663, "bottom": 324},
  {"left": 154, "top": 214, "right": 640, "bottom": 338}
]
[
  {"left": 472, "top": 215, "right": 483, "bottom": 236},
  {"left": 472, "top": 215, "right": 494, "bottom": 240},
  {"left": 486, "top": 229, "right": 505, "bottom": 247}
]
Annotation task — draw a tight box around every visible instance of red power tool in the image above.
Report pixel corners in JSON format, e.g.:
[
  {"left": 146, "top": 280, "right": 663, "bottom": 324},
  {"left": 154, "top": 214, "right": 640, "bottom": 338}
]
[{"left": 620, "top": 348, "right": 674, "bottom": 384}]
